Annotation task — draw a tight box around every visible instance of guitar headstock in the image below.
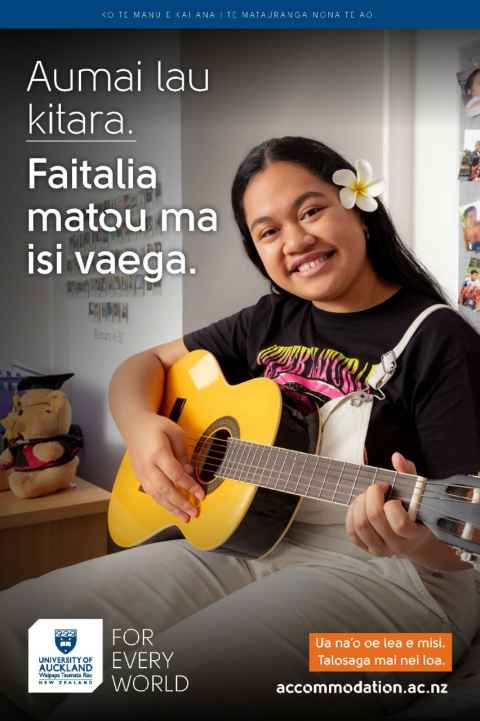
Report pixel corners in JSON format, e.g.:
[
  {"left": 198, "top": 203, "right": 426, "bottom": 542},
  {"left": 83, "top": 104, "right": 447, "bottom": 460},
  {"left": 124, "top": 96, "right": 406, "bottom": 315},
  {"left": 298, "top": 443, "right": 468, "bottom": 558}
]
[{"left": 417, "top": 475, "right": 480, "bottom": 555}]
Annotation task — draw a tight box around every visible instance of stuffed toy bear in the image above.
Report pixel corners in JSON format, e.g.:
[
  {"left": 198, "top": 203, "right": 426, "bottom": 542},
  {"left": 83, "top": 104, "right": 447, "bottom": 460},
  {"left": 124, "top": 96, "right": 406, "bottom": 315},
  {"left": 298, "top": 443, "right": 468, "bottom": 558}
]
[
  {"left": 0, "top": 411, "right": 17, "bottom": 491},
  {"left": 0, "top": 374, "right": 83, "bottom": 499}
]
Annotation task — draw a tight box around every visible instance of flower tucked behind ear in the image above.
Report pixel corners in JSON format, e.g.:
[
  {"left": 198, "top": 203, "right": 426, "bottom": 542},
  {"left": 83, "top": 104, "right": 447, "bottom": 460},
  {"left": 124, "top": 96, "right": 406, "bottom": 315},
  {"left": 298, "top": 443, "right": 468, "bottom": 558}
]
[{"left": 332, "top": 160, "right": 385, "bottom": 212}]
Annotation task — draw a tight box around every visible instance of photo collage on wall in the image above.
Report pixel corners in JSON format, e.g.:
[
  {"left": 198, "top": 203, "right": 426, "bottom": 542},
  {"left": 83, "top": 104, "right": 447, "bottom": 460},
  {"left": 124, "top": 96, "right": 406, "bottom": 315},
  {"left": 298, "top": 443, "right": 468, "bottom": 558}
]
[
  {"left": 457, "top": 44, "right": 480, "bottom": 325},
  {"left": 64, "top": 178, "right": 162, "bottom": 326}
]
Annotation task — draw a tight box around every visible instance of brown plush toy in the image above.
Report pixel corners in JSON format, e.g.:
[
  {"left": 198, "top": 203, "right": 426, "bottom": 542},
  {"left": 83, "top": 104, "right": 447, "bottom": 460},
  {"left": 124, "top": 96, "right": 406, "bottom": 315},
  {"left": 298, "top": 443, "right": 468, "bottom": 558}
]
[
  {"left": 0, "top": 411, "right": 17, "bottom": 491},
  {"left": 0, "top": 374, "right": 83, "bottom": 499}
]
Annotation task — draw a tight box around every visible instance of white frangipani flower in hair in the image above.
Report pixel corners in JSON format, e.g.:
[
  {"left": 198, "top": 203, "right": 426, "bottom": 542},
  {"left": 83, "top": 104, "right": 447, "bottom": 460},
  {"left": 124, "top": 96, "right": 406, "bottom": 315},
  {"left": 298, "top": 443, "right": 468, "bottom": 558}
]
[{"left": 332, "top": 160, "right": 385, "bottom": 212}]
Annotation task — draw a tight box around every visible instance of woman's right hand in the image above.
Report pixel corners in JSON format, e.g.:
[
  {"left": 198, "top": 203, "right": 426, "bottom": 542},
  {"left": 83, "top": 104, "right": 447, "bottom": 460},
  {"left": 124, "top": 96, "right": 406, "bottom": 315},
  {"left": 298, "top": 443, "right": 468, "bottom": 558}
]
[{"left": 126, "top": 412, "right": 205, "bottom": 523}]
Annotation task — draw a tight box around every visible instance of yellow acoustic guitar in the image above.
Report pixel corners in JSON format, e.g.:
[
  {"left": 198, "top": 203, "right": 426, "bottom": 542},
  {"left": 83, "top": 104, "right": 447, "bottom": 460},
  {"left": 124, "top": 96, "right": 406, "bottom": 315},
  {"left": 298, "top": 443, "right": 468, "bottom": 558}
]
[{"left": 109, "top": 350, "right": 480, "bottom": 559}]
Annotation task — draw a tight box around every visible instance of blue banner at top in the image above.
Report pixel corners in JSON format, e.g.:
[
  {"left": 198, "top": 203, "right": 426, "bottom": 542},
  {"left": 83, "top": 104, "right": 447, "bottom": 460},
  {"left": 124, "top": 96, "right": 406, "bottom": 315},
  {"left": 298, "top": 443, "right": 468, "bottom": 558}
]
[{"left": 2, "top": 0, "right": 480, "bottom": 29}]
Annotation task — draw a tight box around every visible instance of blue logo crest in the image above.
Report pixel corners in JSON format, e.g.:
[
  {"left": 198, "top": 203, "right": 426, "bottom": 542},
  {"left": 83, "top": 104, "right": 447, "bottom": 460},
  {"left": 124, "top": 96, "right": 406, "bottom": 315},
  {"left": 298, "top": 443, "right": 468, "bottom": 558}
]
[{"left": 55, "top": 629, "right": 77, "bottom": 654}]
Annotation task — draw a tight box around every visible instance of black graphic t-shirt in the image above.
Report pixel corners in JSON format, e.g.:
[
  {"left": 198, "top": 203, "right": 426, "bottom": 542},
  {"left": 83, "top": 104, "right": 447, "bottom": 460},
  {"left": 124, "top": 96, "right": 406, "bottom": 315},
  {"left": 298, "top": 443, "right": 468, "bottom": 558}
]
[{"left": 183, "top": 288, "right": 480, "bottom": 480}]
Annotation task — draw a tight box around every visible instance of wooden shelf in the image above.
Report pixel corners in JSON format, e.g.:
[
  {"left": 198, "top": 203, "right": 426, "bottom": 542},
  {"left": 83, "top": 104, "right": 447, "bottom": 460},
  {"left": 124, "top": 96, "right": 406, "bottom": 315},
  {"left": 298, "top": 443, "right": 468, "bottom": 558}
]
[
  {"left": 0, "top": 478, "right": 111, "bottom": 589},
  {"left": 0, "top": 477, "right": 110, "bottom": 530}
]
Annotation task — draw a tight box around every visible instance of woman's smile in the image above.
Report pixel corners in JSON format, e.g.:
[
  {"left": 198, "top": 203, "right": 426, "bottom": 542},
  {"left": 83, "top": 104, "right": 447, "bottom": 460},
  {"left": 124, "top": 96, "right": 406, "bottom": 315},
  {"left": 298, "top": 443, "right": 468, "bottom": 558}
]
[{"left": 289, "top": 249, "right": 337, "bottom": 276}]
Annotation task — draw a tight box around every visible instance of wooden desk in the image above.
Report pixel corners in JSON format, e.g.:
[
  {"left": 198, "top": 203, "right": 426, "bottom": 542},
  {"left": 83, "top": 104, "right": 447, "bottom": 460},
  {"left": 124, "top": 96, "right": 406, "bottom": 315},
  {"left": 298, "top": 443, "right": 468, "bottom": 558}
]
[{"left": 0, "top": 478, "right": 111, "bottom": 590}]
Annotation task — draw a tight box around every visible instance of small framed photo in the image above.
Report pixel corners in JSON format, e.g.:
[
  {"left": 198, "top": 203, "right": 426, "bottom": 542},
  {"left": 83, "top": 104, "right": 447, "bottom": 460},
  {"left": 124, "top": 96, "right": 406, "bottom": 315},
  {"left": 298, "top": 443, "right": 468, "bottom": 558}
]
[
  {"left": 460, "top": 201, "right": 480, "bottom": 251},
  {"left": 459, "top": 258, "right": 480, "bottom": 311},
  {"left": 459, "top": 130, "right": 480, "bottom": 181},
  {"left": 458, "top": 61, "right": 480, "bottom": 118}
]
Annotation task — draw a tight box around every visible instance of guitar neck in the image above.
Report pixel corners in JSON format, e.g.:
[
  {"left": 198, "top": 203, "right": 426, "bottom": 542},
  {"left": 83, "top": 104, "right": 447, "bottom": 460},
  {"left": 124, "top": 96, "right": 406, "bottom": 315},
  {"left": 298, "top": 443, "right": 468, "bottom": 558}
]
[{"left": 213, "top": 438, "right": 416, "bottom": 507}]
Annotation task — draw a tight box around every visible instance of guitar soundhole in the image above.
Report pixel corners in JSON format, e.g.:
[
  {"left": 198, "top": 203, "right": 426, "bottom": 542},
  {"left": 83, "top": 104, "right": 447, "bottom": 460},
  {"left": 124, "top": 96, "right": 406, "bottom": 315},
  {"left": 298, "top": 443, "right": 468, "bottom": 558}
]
[
  {"left": 192, "top": 416, "right": 240, "bottom": 492},
  {"left": 197, "top": 429, "right": 230, "bottom": 483}
]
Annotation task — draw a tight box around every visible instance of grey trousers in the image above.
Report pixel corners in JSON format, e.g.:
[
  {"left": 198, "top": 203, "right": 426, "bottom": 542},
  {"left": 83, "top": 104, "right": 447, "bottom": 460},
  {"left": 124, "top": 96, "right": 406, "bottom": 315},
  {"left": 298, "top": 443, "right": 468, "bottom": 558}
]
[{"left": 0, "top": 528, "right": 477, "bottom": 721}]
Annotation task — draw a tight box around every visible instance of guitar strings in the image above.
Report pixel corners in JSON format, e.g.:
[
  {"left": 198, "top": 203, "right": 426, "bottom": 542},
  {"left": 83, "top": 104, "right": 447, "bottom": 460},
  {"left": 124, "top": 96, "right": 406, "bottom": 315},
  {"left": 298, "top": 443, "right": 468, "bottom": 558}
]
[
  {"left": 166, "top": 470, "right": 478, "bottom": 539},
  {"left": 185, "top": 441, "right": 475, "bottom": 494},
  {"left": 185, "top": 462, "right": 477, "bottom": 507},
  {"left": 134, "top": 444, "right": 479, "bottom": 541},
  {"left": 180, "top": 429, "right": 478, "bottom": 495},
  {"left": 185, "top": 442, "right": 406, "bottom": 491},
  {"left": 182, "top": 439, "right": 478, "bottom": 499},
  {"left": 179, "top": 430, "right": 480, "bottom": 490},
  {"left": 183, "top": 461, "right": 478, "bottom": 504},
  {"left": 179, "top": 426, "right": 480, "bottom": 493},
  {"left": 129, "top": 431, "right": 479, "bottom": 542},
  {"left": 128, "top": 425, "right": 478, "bottom": 514},
  {"left": 184, "top": 434, "right": 408, "bottom": 484},
  {"left": 184, "top": 455, "right": 475, "bottom": 501},
  {"left": 177, "top": 467, "right": 479, "bottom": 538},
  {"left": 180, "top": 448, "right": 479, "bottom": 511}
]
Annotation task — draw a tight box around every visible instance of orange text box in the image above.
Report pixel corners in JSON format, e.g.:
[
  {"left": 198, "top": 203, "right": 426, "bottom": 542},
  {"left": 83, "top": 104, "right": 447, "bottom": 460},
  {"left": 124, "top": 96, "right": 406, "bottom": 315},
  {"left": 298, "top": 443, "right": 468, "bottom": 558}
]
[{"left": 309, "top": 633, "right": 452, "bottom": 673}]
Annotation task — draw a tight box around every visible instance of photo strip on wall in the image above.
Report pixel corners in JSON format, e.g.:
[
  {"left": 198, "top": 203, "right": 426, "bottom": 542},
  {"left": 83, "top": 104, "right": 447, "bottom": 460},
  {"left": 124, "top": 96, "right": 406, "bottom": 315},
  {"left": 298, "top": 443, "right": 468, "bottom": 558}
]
[
  {"left": 63, "top": 179, "right": 163, "bottom": 329},
  {"left": 457, "top": 43, "right": 480, "bottom": 328}
]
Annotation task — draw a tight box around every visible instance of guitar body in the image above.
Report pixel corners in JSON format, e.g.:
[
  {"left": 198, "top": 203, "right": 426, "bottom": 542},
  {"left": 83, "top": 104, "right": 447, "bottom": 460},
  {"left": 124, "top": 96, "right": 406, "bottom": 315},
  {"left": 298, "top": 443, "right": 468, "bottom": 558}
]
[{"left": 109, "top": 350, "right": 319, "bottom": 558}]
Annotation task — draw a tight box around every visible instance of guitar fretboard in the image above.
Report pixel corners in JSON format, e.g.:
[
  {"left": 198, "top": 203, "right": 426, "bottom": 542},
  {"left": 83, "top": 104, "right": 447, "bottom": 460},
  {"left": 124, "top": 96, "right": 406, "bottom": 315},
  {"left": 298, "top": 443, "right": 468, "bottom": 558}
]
[{"left": 205, "top": 437, "right": 417, "bottom": 506}]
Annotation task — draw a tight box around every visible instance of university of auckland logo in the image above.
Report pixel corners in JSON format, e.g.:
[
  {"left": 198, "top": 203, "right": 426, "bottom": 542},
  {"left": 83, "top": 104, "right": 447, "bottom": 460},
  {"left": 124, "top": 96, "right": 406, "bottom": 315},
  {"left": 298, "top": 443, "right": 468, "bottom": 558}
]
[
  {"left": 29, "top": 619, "right": 102, "bottom": 693},
  {"left": 54, "top": 629, "right": 77, "bottom": 655}
]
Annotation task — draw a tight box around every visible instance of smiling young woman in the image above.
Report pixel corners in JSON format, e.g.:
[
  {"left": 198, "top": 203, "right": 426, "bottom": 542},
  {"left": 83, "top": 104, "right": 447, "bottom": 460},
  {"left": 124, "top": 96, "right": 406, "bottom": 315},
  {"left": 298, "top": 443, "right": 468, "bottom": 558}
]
[
  {"left": 1, "top": 137, "right": 480, "bottom": 721},
  {"left": 242, "top": 159, "right": 398, "bottom": 312}
]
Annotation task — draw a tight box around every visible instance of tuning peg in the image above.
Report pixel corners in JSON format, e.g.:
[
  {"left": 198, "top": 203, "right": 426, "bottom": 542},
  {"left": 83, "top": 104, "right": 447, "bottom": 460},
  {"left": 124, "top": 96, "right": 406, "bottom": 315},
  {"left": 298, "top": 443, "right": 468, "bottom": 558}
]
[{"left": 460, "top": 550, "right": 479, "bottom": 563}]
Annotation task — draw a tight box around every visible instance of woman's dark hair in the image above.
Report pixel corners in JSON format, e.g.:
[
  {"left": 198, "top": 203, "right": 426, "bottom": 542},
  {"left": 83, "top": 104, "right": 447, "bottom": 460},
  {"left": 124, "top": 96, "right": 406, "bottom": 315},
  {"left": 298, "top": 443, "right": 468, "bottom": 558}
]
[{"left": 231, "top": 136, "right": 448, "bottom": 303}]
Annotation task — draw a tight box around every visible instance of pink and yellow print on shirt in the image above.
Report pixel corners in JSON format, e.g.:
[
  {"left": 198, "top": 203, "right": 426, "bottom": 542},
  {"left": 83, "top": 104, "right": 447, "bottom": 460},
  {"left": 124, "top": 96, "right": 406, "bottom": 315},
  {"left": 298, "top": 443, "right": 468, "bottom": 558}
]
[{"left": 257, "top": 344, "right": 374, "bottom": 404}]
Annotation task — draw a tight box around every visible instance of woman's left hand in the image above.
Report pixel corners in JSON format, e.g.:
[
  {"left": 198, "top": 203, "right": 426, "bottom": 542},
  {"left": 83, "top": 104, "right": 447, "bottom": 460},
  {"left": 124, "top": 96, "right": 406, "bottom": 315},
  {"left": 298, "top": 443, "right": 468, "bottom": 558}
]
[{"left": 345, "top": 452, "right": 433, "bottom": 558}]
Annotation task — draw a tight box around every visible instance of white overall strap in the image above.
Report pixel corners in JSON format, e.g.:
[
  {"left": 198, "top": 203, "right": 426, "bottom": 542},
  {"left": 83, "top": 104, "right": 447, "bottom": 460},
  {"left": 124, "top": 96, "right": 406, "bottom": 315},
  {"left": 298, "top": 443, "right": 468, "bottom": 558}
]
[{"left": 368, "top": 303, "right": 454, "bottom": 392}]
